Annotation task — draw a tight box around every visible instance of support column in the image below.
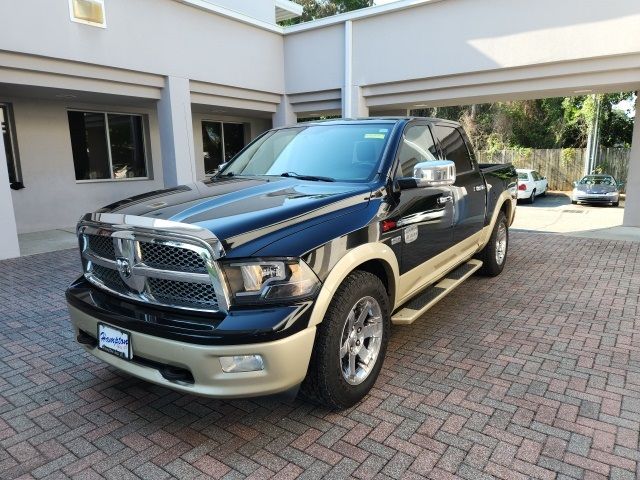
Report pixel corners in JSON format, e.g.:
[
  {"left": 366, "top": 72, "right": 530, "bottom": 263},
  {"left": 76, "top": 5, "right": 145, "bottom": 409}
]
[
  {"left": 158, "top": 76, "right": 197, "bottom": 187},
  {"left": 0, "top": 131, "right": 20, "bottom": 260},
  {"left": 273, "top": 95, "right": 296, "bottom": 127},
  {"left": 342, "top": 20, "right": 369, "bottom": 118},
  {"left": 623, "top": 94, "right": 640, "bottom": 227}
]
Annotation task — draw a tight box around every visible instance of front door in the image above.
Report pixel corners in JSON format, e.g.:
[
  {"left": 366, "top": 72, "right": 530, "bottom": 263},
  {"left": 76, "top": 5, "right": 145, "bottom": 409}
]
[{"left": 392, "top": 123, "right": 455, "bottom": 274}]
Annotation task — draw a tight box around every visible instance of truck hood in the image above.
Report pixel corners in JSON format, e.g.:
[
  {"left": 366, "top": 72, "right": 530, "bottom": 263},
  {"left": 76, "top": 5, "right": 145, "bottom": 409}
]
[{"left": 98, "top": 176, "right": 372, "bottom": 253}]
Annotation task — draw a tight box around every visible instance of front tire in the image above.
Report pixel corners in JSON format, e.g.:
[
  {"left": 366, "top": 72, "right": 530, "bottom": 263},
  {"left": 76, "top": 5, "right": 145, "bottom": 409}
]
[
  {"left": 300, "top": 271, "right": 390, "bottom": 409},
  {"left": 476, "top": 211, "right": 508, "bottom": 277},
  {"left": 613, "top": 201, "right": 620, "bottom": 207}
]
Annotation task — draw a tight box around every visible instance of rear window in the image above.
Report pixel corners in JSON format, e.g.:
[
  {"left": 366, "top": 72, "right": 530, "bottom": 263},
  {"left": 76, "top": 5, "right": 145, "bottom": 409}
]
[{"left": 517, "top": 172, "right": 529, "bottom": 180}]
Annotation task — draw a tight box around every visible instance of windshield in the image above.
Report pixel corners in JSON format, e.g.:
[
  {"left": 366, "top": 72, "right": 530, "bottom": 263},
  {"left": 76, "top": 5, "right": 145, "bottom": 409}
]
[
  {"left": 219, "top": 124, "right": 392, "bottom": 182},
  {"left": 517, "top": 172, "right": 529, "bottom": 180},
  {"left": 579, "top": 176, "right": 615, "bottom": 186}
]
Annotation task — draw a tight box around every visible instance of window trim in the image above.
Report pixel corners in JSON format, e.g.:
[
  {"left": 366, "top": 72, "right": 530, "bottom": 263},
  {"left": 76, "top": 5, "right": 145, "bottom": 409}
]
[
  {"left": 392, "top": 121, "right": 439, "bottom": 180},
  {"left": 68, "top": 0, "right": 107, "bottom": 28},
  {"left": 68, "top": 109, "right": 151, "bottom": 183},
  {"left": 434, "top": 124, "right": 475, "bottom": 175},
  {"left": 201, "top": 120, "right": 246, "bottom": 174},
  {"left": 1, "top": 103, "right": 23, "bottom": 188}
]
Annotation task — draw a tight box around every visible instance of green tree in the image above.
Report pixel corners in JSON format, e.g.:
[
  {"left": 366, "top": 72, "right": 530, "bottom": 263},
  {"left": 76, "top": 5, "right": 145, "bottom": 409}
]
[
  {"left": 281, "top": 0, "right": 373, "bottom": 24},
  {"left": 412, "top": 92, "right": 635, "bottom": 151}
]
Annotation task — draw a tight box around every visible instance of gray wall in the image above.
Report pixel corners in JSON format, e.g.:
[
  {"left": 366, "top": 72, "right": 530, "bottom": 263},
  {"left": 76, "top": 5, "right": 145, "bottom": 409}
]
[
  {"left": 0, "top": 0, "right": 285, "bottom": 95},
  {"left": 7, "top": 97, "right": 165, "bottom": 233},
  {"left": 284, "top": 24, "right": 344, "bottom": 94}
]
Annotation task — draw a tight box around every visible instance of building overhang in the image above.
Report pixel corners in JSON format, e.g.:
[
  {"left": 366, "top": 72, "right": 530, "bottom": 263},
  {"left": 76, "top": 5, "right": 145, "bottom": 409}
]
[{"left": 276, "top": 0, "right": 303, "bottom": 22}]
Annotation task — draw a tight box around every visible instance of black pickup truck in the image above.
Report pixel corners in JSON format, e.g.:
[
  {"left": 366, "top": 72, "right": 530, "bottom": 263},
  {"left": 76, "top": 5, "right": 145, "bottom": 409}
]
[{"left": 66, "top": 118, "right": 517, "bottom": 408}]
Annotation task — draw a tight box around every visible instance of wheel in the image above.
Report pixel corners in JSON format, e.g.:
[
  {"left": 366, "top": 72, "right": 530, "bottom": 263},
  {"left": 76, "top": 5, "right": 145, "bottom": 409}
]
[
  {"left": 613, "top": 201, "right": 619, "bottom": 207},
  {"left": 528, "top": 189, "right": 536, "bottom": 204},
  {"left": 540, "top": 188, "right": 547, "bottom": 197},
  {"left": 571, "top": 200, "right": 577, "bottom": 205},
  {"left": 476, "top": 211, "right": 508, "bottom": 277},
  {"left": 300, "top": 271, "right": 390, "bottom": 409}
]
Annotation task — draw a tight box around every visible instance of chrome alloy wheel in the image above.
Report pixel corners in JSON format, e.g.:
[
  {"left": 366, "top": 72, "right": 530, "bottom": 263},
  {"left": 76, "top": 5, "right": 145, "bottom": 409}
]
[
  {"left": 495, "top": 222, "right": 508, "bottom": 266},
  {"left": 339, "top": 296, "right": 383, "bottom": 386}
]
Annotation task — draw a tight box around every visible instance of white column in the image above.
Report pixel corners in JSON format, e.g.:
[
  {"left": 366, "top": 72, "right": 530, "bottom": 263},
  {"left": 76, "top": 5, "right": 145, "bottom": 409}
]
[
  {"left": 273, "top": 95, "right": 297, "bottom": 127},
  {"left": 157, "top": 76, "right": 197, "bottom": 187},
  {"left": 623, "top": 94, "right": 640, "bottom": 227},
  {"left": 342, "top": 21, "right": 369, "bottom": 118},
  {"left": 0, "top": 131, "right": 20, "bottom": 260}
]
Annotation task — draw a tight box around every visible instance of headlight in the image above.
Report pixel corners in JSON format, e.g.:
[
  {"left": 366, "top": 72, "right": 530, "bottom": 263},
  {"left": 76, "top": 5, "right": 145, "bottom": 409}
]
[
  {"left": 607, "top": 191, "right": 618, "bottom": 196},
  {"left": 220, "top": 258, "right": 320, "bottom": 305}
]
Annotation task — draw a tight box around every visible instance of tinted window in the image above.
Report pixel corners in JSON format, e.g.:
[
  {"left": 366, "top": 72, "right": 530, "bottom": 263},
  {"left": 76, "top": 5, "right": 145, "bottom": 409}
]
[
  {"left": 396, "top": 125, "right": 438, "bottom": 177},
  {"left": 68, "top": 111, "right": 148, "bottom": 181},
  {"left": 202, "top": 121, "right": 246, "bottom": 174},
  {"left": 517, "top": 172, "right": 529, "bottom": 181},
  {"left": 222, "top": 124, "right": 391, "bottom": 182},
  {"left": 433, "top": 125, "right": 473, "bottom": 173}
]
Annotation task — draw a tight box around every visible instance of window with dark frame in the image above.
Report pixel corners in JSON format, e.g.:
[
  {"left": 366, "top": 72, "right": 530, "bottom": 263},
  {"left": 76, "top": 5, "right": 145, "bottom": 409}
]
[
  {"left": 1, "top": 104, "right": 23, "bottom": 190},
  {"left": 202, "top": 121, "right": 245, "bottom": 174},
  {"left": 68, "top": 111, "right": 148, "bottom": 181},
  {"left": 432, "top": 125, "right": 474, "bottom": 174}
]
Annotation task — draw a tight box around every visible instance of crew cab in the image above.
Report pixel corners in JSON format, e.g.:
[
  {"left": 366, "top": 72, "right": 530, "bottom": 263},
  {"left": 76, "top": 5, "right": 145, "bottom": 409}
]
[{"left": 66, "top": 118, "right": 517, "bottom": 409}]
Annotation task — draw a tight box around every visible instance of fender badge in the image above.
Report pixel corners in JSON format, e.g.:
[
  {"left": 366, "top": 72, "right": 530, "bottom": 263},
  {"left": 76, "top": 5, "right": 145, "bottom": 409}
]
[{"left": 404, "top": 225, "right": 418, "bottom": 244}]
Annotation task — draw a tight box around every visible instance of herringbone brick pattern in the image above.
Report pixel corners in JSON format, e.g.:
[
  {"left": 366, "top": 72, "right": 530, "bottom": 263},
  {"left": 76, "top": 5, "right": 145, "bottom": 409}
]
[{"left": 0, "top": 232, "right": 639, "bottom": 479}]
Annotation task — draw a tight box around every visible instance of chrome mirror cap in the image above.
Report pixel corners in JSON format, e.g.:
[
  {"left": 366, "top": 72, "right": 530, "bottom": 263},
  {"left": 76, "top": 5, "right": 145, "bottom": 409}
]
[{"left": 413, "top": 160, "right": 456, "bottom": 187}]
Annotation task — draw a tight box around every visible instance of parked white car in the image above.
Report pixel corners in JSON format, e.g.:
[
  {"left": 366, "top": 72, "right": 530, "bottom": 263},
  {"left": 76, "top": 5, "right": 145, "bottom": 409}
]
[{"left": 517, "top": 169, "right": 548, "bottom": 203}]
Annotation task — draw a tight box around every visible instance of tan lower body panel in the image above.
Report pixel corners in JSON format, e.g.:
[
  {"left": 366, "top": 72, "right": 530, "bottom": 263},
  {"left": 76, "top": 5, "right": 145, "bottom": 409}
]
[
  {"left": 69, "top": 305, "right": 316, "bottom": 398},
  {"left": 392, "top": 259, "right": 483, "bottom": 325}
]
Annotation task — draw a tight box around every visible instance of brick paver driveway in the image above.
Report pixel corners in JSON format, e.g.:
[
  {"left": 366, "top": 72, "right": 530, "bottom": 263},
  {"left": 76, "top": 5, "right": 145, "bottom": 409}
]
[{"left": 1, "top": 232, "right": 639, "bottom": 479}]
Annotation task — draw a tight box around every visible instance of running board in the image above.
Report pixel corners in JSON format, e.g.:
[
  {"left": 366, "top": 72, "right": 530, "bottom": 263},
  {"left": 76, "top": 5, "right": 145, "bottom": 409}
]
[{"left": 391, "top": 259, "right": 483, "bottom": 325}]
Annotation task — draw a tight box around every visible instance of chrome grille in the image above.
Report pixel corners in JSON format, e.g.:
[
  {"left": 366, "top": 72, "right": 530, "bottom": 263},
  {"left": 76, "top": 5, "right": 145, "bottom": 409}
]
[
  {"left": 139, "top": 242, "right": 207, "bottom": 273},
  {"left": 87, "top": 234, "right": 116, "bottom": 260},
  {"left": 79, "top": 226, "right": 222, "bottom": 312},
  {"left": 147, "top": 278, "right": 219, "bottom": 309}
]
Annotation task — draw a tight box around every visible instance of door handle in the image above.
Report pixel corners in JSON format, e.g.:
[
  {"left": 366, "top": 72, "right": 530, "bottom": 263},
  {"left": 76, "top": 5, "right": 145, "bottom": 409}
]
[
  {"left": 437, "top": 195, "right": 453, "bottom": 205},
  {"left": 474, "top": 184, "right": 486, "bottom": 191}
]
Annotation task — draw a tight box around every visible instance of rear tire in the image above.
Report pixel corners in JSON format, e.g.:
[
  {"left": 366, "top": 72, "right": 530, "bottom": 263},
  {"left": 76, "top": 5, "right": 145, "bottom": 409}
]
[
  {"left": 300, "top": 271, "right": 390, "bottom": 409},
  {"left": 528, "top": 190, "right": 536, "bottom": 204},
  {"left": 571, "top": 200, "right": 577, "bottom": 205},
  {"left": 476, "top": 211, "right": 508, "bottom": 277}
]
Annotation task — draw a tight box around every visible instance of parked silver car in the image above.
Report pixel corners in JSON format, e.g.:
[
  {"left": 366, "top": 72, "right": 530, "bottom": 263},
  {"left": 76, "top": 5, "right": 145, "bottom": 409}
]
[{"left": 571, "top": 174, "right": 622, "bottom": 206}]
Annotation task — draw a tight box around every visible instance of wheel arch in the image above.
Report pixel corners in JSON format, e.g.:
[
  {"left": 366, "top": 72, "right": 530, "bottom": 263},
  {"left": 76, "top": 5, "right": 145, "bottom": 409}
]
[{"left": 308, "top": 243, "right": 399, "bottom": 328}]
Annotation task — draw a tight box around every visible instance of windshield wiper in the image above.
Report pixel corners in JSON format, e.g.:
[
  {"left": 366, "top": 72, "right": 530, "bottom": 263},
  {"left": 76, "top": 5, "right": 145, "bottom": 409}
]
[{"left": 280, "top": 172, "right": 335, "bottom": 182}]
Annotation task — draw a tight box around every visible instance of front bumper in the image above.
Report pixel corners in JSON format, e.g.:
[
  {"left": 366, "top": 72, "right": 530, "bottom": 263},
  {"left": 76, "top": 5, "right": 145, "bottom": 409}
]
[
  {"left": 66, "top": 277, "right": 317, "bottom": 398},
  {"left": 573, "top": 192, "right": 619, "bottom": 203},
  {"left": 69, "top": 303, "right": 316, "bottom": 398}
]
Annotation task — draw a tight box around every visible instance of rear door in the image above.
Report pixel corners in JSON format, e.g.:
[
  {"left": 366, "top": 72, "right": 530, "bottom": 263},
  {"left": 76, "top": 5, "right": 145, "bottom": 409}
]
[
  {"left": 393, "top": 123, "right": 455, "bottom": 273},
  {"left": 432, "top": 124, "right": 486, "bottom": 243}
]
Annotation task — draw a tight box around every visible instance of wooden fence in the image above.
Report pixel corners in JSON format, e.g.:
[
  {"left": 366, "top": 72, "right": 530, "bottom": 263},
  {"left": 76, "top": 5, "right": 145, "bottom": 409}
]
[{"left": 476, "top": 148, "right": 630, "bottom": 191}]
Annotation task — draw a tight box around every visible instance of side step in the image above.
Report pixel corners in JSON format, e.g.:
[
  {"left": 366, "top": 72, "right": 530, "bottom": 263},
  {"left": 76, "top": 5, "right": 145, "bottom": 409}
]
[{"left": 391, "top": 259, "right": 483, "bottom": 325}]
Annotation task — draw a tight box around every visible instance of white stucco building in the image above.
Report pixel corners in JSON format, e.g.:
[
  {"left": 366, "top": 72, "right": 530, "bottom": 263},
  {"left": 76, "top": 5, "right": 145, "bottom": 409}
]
[{"left": 1, "top": 0, "right": 640, "bottom": 259}]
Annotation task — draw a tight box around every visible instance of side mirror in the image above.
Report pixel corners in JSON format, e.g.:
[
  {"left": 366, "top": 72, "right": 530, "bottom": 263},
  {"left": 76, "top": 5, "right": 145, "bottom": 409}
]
[
  {"left": 413, "top": 160, "right": 456, "bottom": 187},
  {"left": 573, "top": 181, "right": 578, "bottom": 187}
]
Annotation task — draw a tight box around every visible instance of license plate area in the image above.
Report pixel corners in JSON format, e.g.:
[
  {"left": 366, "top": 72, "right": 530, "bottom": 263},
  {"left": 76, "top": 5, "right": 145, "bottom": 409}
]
[{"left": 97, "top": 323, "right": 132, "bottom": 360}]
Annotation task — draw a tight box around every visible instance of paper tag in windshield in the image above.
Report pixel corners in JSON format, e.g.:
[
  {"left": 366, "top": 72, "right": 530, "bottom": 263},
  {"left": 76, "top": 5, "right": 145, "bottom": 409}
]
[{"left": 365, "top": 133, "right": 386, "bottom": 139}]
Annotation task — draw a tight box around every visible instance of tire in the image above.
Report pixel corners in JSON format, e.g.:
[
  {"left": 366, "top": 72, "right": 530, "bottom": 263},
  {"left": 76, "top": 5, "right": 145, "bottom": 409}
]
[
  {"left": 571, "top": 200, "right": 577, "bottom": 205},
  {"left": 300, "top": 271, "right": 390, "bottom": 409},
  {"left": 476, "top": 211, "right": 508, "bottom": 277},
  {"left": 613, "top": 201, "right": 619, "bottom": 207},
  {"left": 528, "top": 190, "right": 536, "bottom": 204}
]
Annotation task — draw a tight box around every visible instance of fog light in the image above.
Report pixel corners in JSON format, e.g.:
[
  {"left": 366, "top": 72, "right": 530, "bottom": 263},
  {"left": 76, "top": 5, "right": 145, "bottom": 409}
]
[{"left": 219, "top": 355, "right": 264, "bottom": 373}]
